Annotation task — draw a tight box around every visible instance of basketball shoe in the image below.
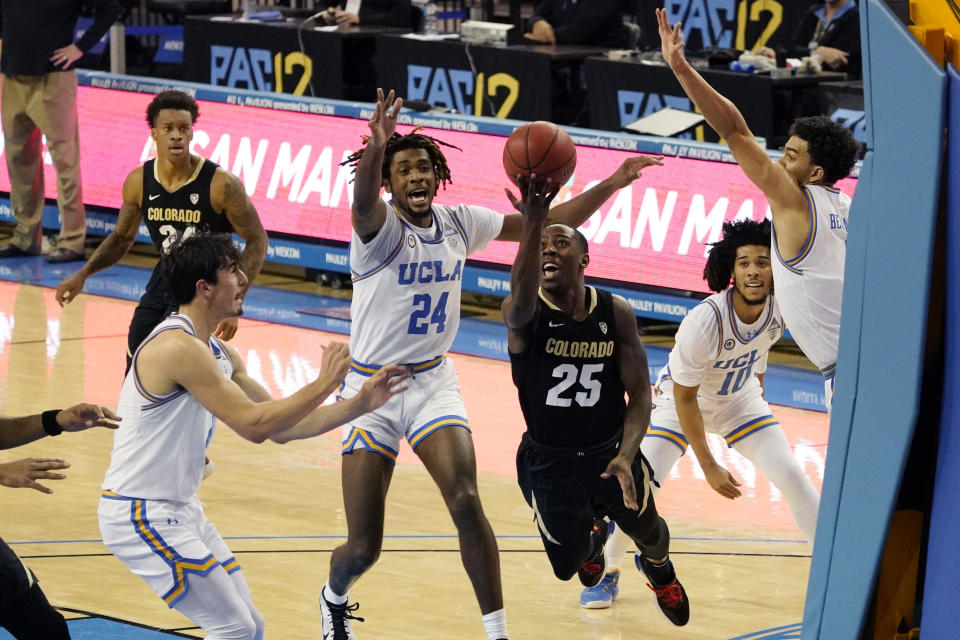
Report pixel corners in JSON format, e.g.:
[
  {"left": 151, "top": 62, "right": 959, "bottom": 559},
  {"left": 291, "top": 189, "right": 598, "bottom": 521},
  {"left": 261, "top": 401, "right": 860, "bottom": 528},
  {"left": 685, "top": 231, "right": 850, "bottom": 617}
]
[
  {"left": 636, "top": 554, "right": 690, "bottom": 626},
  {"left": 320, "top": 587, "right": 364, "bottom": 639},
  {"left": 578, "top": 518, "right": 610, "bottom": 587},
  {"left": 579, "top": 569, "right": 621, "bottom": 608}
]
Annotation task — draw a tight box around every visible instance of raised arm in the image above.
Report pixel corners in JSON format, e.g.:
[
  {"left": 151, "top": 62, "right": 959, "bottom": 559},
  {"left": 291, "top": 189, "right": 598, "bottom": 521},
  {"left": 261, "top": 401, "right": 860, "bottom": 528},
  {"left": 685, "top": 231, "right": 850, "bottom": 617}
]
[
  {"left": 501, "top": 178, "right": 559, "bottom": 352},
  {"left": 656, "top": 10, "right": 807, "bottom": 212},
  {"left": 496, "top": 155, "right": 663, "bottom": 241},
  {"left": 599, "top": 296, "right": 651, "bottom": 510},
  {"left": 56, "top": 168, "right": 144, "bottom": 306},
  {"left": 352, "top": 88, "right": 402, "bottom": 242}
]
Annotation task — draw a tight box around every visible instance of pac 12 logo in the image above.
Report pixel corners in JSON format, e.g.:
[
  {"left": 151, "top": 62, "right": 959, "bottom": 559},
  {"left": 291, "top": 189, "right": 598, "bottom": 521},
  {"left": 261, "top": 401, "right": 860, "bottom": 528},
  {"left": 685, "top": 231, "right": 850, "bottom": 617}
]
[
  {"left": 664, "top": 0, "right": 784, "bottom": 50},
  {"left": 210, "top": 46, "right": 312, "bottom": 95},
  {"left": 407, "top": 65, "right": 519, "bottom": 118}
]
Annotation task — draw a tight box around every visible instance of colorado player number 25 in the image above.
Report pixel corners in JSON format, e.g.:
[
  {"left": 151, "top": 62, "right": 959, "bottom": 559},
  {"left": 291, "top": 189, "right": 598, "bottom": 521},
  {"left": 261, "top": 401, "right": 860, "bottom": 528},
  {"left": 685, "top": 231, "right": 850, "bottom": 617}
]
[
  {"left": 546, "top": 363, "right": 603, "bottom": 407},
  {"left": 408, "top": 292, "right": 449, "bottom": 334}
]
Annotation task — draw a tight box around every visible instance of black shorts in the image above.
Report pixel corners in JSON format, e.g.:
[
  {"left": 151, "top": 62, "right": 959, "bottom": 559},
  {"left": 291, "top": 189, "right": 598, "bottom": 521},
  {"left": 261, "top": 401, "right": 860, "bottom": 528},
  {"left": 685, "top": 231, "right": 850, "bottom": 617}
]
[
  {"left": 0, "top": 536, "right": 31, "bottom": 607},
  {"left": 516, "top": 433, "right": 669, "bottom": 580}
]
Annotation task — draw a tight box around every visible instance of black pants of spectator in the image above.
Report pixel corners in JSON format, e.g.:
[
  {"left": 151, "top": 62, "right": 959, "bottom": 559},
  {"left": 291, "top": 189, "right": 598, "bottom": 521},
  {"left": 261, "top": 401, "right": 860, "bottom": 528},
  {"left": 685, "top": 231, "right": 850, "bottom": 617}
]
[{"left": 0, "top": 536, "right": 70, "bottom": 639}]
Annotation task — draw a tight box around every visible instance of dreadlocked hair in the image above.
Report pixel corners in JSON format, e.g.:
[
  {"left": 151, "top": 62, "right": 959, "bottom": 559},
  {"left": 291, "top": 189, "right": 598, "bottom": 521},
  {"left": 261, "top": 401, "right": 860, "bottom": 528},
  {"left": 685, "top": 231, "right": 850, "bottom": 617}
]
[
  {"left": 703, "top": 219, "right": 772, "bottom": 292},
  {"left": 341, "top": 127, "right": 460, "bottom": 190}
]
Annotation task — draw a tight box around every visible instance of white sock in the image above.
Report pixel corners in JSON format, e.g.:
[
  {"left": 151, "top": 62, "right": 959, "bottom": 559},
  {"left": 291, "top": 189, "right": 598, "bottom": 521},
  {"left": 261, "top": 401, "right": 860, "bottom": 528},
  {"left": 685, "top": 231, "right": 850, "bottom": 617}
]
[
  {"left": 322, "top": 582, "right": 348, "bottom": 605},
  {"left": 604, "top": 525, "right": 632, "bottom": 572},
  {"left": 482, "top": 608, "right": 507, "bottom": 640}
]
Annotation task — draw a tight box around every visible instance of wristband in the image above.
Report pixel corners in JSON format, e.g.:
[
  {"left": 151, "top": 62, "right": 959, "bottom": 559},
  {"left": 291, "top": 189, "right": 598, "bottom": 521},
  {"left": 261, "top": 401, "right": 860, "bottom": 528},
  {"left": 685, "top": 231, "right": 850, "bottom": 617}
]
[{"left": 42, "top": 410, "right": 63, "bottom": 436}]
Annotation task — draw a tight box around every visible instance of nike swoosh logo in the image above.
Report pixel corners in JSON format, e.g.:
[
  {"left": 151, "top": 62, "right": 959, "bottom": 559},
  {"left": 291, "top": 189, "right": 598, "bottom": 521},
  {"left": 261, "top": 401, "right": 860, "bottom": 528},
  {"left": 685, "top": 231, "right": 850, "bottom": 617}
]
[
  {"left": 548, "top": 321, "right": 564, "bottom": 327},
  {"left": 148, "top": 194, "right": 161, "bottom": 201}
]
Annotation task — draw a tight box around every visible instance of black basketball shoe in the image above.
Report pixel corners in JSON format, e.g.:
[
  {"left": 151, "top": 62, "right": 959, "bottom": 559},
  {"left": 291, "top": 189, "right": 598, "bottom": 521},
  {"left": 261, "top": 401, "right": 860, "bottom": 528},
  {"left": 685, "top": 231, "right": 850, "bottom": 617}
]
[
  {"left": 637, "top": 555, "right": 690, "bottom": 626},
  {"left": 578, "top": 518, "right": 610, "bottom": 587}
]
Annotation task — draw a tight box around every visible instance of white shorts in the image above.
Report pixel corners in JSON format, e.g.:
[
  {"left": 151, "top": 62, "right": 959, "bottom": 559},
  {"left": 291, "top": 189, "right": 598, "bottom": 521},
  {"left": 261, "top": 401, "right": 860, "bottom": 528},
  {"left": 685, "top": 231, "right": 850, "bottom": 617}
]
[
  {"left": 338, "top": 356, "right": 469, "bottom": 463},
  {"left": 825, "top": 375, "right": 835, "bottom": 413},
  {"left": 98, "top": 491, "right": 240, "bottom": 608},
  {"left": 646, "top": 384, "right": 778, "bottom": 454}
]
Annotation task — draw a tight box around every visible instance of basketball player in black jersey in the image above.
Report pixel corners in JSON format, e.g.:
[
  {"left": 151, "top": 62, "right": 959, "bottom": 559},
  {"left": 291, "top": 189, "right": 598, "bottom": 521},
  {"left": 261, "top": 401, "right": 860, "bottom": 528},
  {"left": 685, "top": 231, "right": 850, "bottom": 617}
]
[
  {"left": 54, "top": 90, "right": 268, "bottom": 369},
  {"left": 501, "top": 176, "right": 690, "bottom": 627}
]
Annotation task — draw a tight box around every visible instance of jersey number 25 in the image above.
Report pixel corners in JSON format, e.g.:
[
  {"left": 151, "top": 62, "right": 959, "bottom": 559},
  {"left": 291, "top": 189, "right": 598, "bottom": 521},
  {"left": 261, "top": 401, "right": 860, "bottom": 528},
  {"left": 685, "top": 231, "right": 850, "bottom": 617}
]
[{"left": 546, "top": 363, "right": 603, "bottom": 407}]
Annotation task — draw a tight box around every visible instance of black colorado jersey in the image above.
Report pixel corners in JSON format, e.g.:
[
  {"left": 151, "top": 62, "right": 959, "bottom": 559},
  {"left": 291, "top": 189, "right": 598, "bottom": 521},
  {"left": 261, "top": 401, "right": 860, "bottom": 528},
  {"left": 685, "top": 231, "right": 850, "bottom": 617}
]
[
  {"left": 140, "top": 157, "right": 233, "bottom": 298},
  {"left": 509, "top": 286, "right": 625, "bottom": 448}
]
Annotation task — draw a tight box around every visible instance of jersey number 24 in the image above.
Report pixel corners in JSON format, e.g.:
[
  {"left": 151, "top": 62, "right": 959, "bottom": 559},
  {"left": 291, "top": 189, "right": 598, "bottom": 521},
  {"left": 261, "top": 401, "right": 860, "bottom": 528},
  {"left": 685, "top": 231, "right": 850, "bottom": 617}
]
[{"left": 408, "top": 292, "right": 449, "bottom": 335}]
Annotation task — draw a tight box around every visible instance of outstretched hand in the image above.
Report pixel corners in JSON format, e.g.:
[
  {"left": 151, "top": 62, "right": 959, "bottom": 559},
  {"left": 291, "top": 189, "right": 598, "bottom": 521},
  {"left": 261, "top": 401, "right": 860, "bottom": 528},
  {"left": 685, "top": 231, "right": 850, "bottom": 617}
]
[
  {"left": 369, "top": 88, "right": 403, "bottom": 147},
  {"left": 358, "top": 364, "right": 411, "bottom": 412},
  {"left": 58, "top": 403, "right": 120, "bottom": 432},
  {"left": 609, "top": 155, "right": 665, "bottom": 189},
  {"left": 504, "top": 175, "right": 560, "bottom": 225},
  {"left": 656, "top": 8, "right": 686, "bottom": 71},
  {"left": 0, "top": 458, "right": 70, "bottom": 494},
  {"left": 601, "top": 455, "right": 639, "bottom": 511},
  {"left": 55, "top": 272, "right": 86, "bottom": 307}
]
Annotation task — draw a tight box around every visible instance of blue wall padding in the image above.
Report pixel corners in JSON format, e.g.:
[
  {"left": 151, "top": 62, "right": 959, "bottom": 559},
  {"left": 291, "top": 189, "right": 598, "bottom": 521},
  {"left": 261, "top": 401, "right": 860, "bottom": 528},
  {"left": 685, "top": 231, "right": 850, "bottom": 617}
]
[
  {"left": 802, "top": 1, "right": 946, "bottom": 638},
  {"left": 919, "top": 63, "right": 960, "bottom": 640}
]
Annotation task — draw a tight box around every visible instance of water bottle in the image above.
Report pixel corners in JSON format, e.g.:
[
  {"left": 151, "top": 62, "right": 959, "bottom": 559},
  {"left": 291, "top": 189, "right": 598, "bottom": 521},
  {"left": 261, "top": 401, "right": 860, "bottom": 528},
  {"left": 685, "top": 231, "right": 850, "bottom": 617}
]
[{"left": 423, "top": 1, "right": 439, "bottom": 35}]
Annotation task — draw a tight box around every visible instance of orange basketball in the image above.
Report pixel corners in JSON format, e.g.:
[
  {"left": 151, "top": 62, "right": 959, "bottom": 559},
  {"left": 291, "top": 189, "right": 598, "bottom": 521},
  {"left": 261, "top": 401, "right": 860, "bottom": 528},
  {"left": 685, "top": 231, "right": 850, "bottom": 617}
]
[{"left": 502, "top": 121, "right": 577, "bottom": 186}]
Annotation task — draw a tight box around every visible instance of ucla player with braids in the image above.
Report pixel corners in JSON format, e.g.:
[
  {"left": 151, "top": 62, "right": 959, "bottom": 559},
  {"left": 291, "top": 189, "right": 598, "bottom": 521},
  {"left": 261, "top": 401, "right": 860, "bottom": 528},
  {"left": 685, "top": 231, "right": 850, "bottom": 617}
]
[
  {"left": 319, "top": 87, "right": 664, "bottom": 640},
  {"left": 580, "top": 220, "right": 821, "bottom": 609}
]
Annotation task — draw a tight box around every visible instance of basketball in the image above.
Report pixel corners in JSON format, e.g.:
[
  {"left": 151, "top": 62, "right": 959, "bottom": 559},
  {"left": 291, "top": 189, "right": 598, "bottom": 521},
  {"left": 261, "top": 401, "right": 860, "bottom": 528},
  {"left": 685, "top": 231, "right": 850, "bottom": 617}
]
[{"left": 502, "top": 121, "right": 577, "bottom": 186}]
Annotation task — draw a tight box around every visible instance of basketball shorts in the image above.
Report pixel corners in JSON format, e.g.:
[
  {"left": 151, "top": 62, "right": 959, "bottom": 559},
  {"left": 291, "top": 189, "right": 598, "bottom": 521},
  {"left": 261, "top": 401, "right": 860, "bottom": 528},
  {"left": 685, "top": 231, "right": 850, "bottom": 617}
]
[
  {"left": 0, "top": 535, "right": 32, "bottom": 605},
  {"left": 98, "top": 492, "right": 241, "bottom": 608},
  {"left": 338, "top": 356, "right": 470, "bottom": 463},
  {"left": 647, "top": 384, "right": 778, "bottom": 454}
]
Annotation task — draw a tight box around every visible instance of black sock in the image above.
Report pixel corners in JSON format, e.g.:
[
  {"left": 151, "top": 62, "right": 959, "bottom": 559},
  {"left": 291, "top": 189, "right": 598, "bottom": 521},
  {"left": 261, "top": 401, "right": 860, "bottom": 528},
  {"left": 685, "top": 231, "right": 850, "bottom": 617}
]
[{"left": 643, "top": 557, "right": 675, "bottom": 586}]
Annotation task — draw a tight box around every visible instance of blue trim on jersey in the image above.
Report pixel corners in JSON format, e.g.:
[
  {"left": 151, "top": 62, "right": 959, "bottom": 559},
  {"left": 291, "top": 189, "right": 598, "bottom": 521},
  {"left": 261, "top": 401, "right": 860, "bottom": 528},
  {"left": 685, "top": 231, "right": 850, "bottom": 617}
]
[
  {"left": 408, "top": 414, "right": 470, "bottom": 450},
  {"left": 220, "top": 556, "right": 241, "bottom": 574},
  {"left": 351, "top": 225, "right": 406, "bottom": 283},
  {"left": 396, "top": 205, "right": 445, "bottom": 244},
  {"left": 132, "top": 325, "right": 193, "bottom": 404},
  {"left": 349, "top": 355, "right": 444, "bottom": 377},
  {"left": 341, "top": 427, "right": 399, "bottom": 462},
  {"left": 703, "top": 299, "right": 724, "bottom": 356},
  {"left": 126, "top": 498, "right": 221, "bottom": 608},
  {"left": 726, "top": 288, "right": 776, "bottom": 345},
  {"left": 645, "top": 425, "right": 689, "bottom": 453},
  {"left": 448, "top": 207, "right": 470, "bottom": 253},
  {"left": 771, "top": 188, "right": 819, "bottom": 275},
  {"left": 654, "top": 365, "right": 673, "bottom": 398},
  {"left": 724, "top": 415, "right": 778, "bottom": 447}
]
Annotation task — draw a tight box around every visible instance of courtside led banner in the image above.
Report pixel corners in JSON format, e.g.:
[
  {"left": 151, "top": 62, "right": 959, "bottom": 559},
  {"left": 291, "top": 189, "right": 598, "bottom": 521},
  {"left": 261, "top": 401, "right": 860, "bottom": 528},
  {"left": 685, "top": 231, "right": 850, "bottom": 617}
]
[{"left": 0, "top": 85, "right": 856, "bottom": 295}]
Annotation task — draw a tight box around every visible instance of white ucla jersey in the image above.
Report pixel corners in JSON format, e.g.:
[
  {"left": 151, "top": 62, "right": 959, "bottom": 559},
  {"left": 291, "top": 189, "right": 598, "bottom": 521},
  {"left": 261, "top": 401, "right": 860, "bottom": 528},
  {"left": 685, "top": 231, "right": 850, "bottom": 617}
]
[
  {"left": 771, "top": 184, "right": 850, "bottom": 375},
  {"left": 348, "top": 202, "right": 503, "bottom": 368},
  {"left": 653, "top": 289, "right": 784, "bottom": 407},
  {"left": 102, "top": 314, "right": 234, "bottom": 503}
]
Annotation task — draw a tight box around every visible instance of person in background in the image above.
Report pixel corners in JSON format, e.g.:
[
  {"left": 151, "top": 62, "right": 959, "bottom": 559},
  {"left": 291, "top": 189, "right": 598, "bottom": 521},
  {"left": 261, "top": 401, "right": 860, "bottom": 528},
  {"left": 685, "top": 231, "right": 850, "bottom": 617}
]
[
  {"left": 320, "top": 0, "right": 415, "bottom": 28},
  {"left": 756, "top": 0, "right": 861, "bottom": 78},
  {"left": 0, "top": 0, "right": 121, "bottom": 262},
  {"left": 526, "top": 0, "right": 629, "bottom": 49}
]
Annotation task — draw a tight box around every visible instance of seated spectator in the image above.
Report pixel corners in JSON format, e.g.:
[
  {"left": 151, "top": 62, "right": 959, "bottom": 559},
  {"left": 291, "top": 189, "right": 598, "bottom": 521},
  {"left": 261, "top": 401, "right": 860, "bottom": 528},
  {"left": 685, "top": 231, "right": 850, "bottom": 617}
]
[
  {"left": 756, "top": 0, "right": 861, "bottom": 78},
  {"left": 320, "top": 0, "right": 414, "bottom": 28},
  {"left": 526, "top": 0, "right": 629, "bottom": 49}
]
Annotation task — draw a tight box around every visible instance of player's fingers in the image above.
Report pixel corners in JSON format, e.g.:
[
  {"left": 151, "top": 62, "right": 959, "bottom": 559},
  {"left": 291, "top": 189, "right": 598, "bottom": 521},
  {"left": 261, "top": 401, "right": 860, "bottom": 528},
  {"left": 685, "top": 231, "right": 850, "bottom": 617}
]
[
  {"left": 31, "top": 459, "right": 70, "bottom": 470},
  {"left": 29, "top": 481, "right": 54, "bottom": 494}
]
